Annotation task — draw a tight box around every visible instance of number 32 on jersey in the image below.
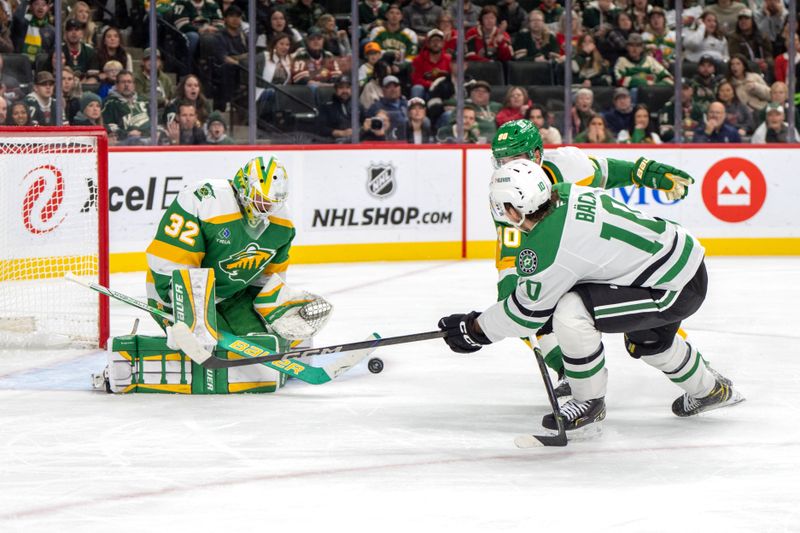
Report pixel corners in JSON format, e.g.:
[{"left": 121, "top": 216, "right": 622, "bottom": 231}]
[{"left": 164, "top": 214, "right": 200, "bottom": 246}]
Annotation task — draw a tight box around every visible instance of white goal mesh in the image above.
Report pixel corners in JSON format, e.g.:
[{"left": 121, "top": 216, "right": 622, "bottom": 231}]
[{"left": 0, "top": 129, "right": 108, "bottom": 348}]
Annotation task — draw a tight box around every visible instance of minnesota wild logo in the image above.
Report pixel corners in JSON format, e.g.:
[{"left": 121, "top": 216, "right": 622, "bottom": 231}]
[
  {"left": 518, "top": 249, "right": 538, "bottom": 275},
  {"left": 194, "top": 183, "right": 217, "bottom": 201},
  {"left": 219, "top": 243, "right": 276, "bottom": 284}
]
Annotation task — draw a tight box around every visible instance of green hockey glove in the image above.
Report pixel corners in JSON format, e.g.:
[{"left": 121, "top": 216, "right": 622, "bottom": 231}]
[{"left": 631, "top": 157, "right": 695, "bottom": 201}]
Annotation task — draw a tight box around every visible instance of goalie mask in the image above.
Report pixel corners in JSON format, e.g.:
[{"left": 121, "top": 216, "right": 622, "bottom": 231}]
[
  {"left": 232, "top": 156, "right": 289, "bottom": 227},
  {"left": 491, "top": 119, "right": 544, "bottom": 169},
  {"left": 489, "top": 159, "right": 552, "bottom": 231}
]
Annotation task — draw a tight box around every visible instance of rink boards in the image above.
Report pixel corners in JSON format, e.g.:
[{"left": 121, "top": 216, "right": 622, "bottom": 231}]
[{"left": 107, "top": 144, "right": 800, "bottom": 272}]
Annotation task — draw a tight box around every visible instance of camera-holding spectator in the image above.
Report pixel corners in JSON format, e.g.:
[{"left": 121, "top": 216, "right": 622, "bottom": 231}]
[
  {"left": 758, "top": 81, "right": 800, "bottom": 128},
  {"left": 574, "top": 113, "right": 616, "bottom": 143},
  {"left": 683, "top": 12, "right": 729, "bottom": 64},
  {"left": 642, "top": 7, "right": 675, "bottom": 68},
  {"left": 97, "top": 26, "right": 132, "bottom": 75},
  {"left": 495, "top": 85, "right": 531, "bottom": 127},
  {"left": 513, "top": 9, "right": 558, "bottom": 62},
  {"left": 598, "top": 11, "right": 633, "bottom": 67},
  {"left": 369, "top": 4, "right": 418, "bottom": 65},
  {"left": 693, "top": 101, "right": 741, "bottom": 143},
  {"left": 164, "top": 74, "right": 211, "bottom": 126},
  {"left": 498, "top": 0, "right": 528, "bottom": 36},
  {"left": 406, "top": 96, "right": 435, "bottom": 144},
  {"left": 691, "top": 55, "right": 722, "bottom": 111},
  {"left": 466, "top": 80, "right": 501, "bottom": 139},
  {"left": 291, "top": 27, "right": 342, "bottom": 87},
  {"left": 0, "top": 54, "right": 23, "bottom": 101},
  {"left": 728, "top": 9, "right": 773, "bottom": 77},
  {"left": 403, "top": 0, "right": 442, "bottom": 37},
  {"left": 288, "top": 0, "right": 327, "bottom": 34},
  {"left": 62, "top": 18, "right": 99, "bottom": 80},
  {"left": 361, "top": 109, "right": 397, "bottom": 141},
  {"left": 437, "top": 105, "right": 481, "bottom": 144},
  {"left": 583, "top": 0, "right": 618, "bottom": 34},
  {"left": 448, "top": 0, "right": 480, "bottom": 30},
  {"left": 618, "top": 104, "right": 662, "bottom": 144},
  {"left": 774, "top": 31, "right": 800, "bottom": 84},
  {"left": 704, "top": 0, "right": 748, "bottom": 36},
  {"left": 71, "top": 92, "right": 103, "bottom": 126},
  {"left": 570, "top": 86, "right": 595, "bottom": 136},
  {"left": 67, "top": 1, "right": 98, "bottom": 46},
  {"left": 24, "top": 71, "right": 56, "bottom": 125},
  {"left": 206, "top": 111, "right": 234, "bottom": 144},
  {"left": 750, "top": 103, "right": 800, "bottom": 144},
  {"left": 135, "top": 48, "right": 175, "bottom": 111},
  {"left": 659, "top": 80, "right": 704, "bottom": 142},
  {"left": 167, "top": 101, "right": 207, "bottom": 145},
  {"left": 436, "top": 12, "right": 457, "bottom": 55},
  {"left": 103, "top": 70, "right": 150, "bottom": 140},
  {"left": 572, "top": 32, "right": 612, "bottom": 86},
  {"left": 525, "top": 103, "right": 562, "bottom": 144},
  {"left": 614, "top": 33, "right": 673, "bottom": 88},
  {"left": 316, "top": 14, "right": 351, "bottom": 57},
  {"left": 366, "top": 74, "right": 408, "bottom": 139},
  {"left": 359, "top": 0, "right": 390, "bottom": 34},
  {"left": 628, "top": 0, "right": 651, "bottom": 34},
  {"left": 603, "top": 87, "right": 634, "bottom": 137},
  {"left": 754, "top": 0, "right": 787, "bottom": 45},
  {"left": 727, "top": 53, "right": 770, "bottom": 113},
  {"left": 716, "top": 80, "right": 754, "bottom": 137},
  {"left": 266, "top": 9, "right": 304, "bottom": 51},
  {"left": 320, "top": 77, "right": 360, "bottom": 143},
  {"left": 410, "top": 28, "right": 450, "bottom": 99},
  {"left": 7, "top": 100, "right": 33, "bottom": 126},
  {"left": 12, "top": 0, "right": 55, "bottom": 63},
  {"left": 465, "top": 5, "right": 512, "bottom": 63},
  {"left": 98, "top": 60, "right": 123, "bottom": 100}
]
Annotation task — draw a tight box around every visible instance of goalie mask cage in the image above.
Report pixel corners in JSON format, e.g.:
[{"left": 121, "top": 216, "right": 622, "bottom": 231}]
[{"left": 0, "top": 127, "right": 109, "bottom": 349}]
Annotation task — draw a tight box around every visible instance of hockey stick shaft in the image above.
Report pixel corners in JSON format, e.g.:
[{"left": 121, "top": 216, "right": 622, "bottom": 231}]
[
  {"left": 65, "top": 272, "right": 175, "bottom": 322},
  {"left": 532, "top": 347, "right": 567, "bottom": 446}
]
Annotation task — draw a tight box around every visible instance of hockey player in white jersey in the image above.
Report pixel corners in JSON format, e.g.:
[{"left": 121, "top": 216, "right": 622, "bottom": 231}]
[
  {"left": 438, "top": 160, "right": 743, "bottom": 431},
  {"left": 490, "top": 119, "right": 696, "bottom": 400}
]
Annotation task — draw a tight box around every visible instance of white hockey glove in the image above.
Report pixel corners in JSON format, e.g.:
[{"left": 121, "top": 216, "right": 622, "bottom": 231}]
[
  {"left": 165, "top": 325, "right": 179, "bottom": 350},
  {"left": 267, "top": 294, "right": 333, "bottom": 340}
]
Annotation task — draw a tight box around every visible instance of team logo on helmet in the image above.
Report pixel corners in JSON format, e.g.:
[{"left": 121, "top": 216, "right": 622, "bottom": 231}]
[
  {"left": 219, "top": 243, "right": 276, "bottom": 284},
  {"left": 367, "top": 163, "right": 396, "bottom": 199},
  {"left": 518, "top": 249, "right": 538, "bottom": 275}
]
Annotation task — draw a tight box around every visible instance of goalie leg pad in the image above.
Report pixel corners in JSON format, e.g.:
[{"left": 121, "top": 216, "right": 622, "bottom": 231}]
[{"left": 171, "top": 268, "right": 219, "bottom": 351}]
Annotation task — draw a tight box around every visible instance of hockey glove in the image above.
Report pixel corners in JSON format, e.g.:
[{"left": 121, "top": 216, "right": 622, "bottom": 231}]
[
  {"left": 631, "top": 157, "right": 695, "bottom": 201},
  {"left": 438, "top": 311, "right": 492, "bottom": 354}
]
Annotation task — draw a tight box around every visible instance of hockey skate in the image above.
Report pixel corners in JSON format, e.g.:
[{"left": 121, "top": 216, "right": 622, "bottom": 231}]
[
  {"left": 553, "top": 367, "right": 572, "bottom": 400},
  {"left": 542, "top": 397, "right": 606, "bottom": 433},
  {"left": 672, "top": 375, "right": 744, "bottom": 417}
]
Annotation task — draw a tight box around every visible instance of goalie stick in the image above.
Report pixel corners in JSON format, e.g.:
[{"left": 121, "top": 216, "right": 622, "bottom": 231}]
[
  {"left": 513, "top": 347, "right": 568, "bottom": 448},
  {"left": 64, "top": 273, "right": 380, "bottom": 385}
]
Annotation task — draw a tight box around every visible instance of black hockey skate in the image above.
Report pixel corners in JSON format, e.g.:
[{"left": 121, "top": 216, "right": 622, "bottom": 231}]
[
  {"left": 543, "top": 397, "right": 606, "bottom": 431},
  {"left": 672, "top": 375, "right": 744, "bottom": 417},
  {"left": 553, "top": 367, "right": 572, "bottom": 399}
]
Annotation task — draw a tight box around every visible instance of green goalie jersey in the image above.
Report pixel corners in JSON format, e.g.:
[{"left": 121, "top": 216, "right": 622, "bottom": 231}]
[
  {"left": 481, "top": 183, "right": 705, "bottom": 340},
  {"left": 494, "top": 146, "right": 638, "bottom": 299},
  {"left": 146, "top": 179, "right": 295, "bottom": 314}
]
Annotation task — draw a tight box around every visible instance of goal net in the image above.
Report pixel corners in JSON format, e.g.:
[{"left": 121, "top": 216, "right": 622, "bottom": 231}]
[{"left": 0, "top": 127, "right": 109, "bottom": 348}]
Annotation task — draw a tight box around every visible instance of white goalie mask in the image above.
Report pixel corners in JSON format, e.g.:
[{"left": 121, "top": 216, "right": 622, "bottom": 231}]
[{"left": 489, "top": 159, "right": 552, "bottom": 231}]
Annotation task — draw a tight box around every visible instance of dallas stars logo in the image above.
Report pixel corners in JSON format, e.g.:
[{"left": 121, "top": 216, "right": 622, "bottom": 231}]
[
  {"left": 219, "top": 243, "right": 275, "bottom": 284},
  {"left": 518, "top": 249, "right": 538, "bottom": 275}
]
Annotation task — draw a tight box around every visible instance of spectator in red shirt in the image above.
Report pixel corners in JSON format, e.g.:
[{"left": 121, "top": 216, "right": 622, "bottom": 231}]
[
  {"left": 774, "top": 31, "right": 800, "bottom": 84},
  {"left": 495, "top": 85, "right": 532, "bottom": 126},
  {"left": 436, "top": 12, "right": 457, "bottom": 56},
  {"left": 411, "top": 28, "right": 451, "bottom": 99},
  {"left": 465, "top": 5, "right": 513, "bottom": 63}
]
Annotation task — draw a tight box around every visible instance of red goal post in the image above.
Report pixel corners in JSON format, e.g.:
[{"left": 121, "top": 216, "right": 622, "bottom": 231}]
[{"left": 0, "top": 127, "right": 109, "bottom": 348}]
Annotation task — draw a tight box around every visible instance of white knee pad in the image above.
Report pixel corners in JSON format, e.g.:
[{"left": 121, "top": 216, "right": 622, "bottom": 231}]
[{"left": 553, "top": 292, "right": 601, "bottom": 357}]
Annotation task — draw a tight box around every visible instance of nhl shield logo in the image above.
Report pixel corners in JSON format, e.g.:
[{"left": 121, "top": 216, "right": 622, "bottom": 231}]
[
  {"left": 367, "top": 163, "right": 396, "bottom": 198},
  {"left": 518, "top": 249, "right": 538, "bottom": 275}
]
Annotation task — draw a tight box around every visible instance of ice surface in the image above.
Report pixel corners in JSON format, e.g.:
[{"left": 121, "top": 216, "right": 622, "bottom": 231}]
[{"left": 1, "top": 258, "right": 798, "bottom": 532}]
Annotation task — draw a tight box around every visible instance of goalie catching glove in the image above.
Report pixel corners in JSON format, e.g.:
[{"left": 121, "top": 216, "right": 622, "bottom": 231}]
[
  {"left": 632, "top": 157, "right": 694, "bottom": 201},
  {"left": 438, "top": 311, "right": 492, "bottom": 354},
  {"left": 255, "top": 277, "right": 333, "bottom": 340}
]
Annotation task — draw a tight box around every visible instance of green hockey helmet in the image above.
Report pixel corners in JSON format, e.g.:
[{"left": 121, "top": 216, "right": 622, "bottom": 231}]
[
  {"left": 231, "top": 156, "right": 289, "bottom": 226},
  {"left": 491, "top": 119, "right": 544, "bottom": 169}
]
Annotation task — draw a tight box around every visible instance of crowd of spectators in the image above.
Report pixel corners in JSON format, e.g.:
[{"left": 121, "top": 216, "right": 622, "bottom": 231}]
[{"left": 0, "top": 0, "right": 798, "bottom": 144}]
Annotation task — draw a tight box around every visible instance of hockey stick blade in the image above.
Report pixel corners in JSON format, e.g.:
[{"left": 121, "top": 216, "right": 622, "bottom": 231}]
[{"left": 514, "top": 347, "right": 569, "bottom": 448}]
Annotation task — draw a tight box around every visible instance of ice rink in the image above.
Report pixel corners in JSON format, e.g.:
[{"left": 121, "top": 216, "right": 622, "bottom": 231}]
[{"left": 1, "top": 257, "right": 798, "bottom": 532}]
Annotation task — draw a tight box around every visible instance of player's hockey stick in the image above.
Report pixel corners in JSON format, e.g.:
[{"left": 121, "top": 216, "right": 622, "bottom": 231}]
[
  {"left": 514, "top": 347, "right": 568, "bottom": 448},
  {"left": 64, "top": 273, "right": 382, "bottom": 384}
]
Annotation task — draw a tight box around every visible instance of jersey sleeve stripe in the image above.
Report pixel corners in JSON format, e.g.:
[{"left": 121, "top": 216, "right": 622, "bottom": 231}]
[
  {"left": 203, "top": 212, "right": 242, "bottom": 224},
  {"left": 511, "top": 290, "right": 556, "bottom": 318},
  {"left": 656, "top": 235, "right": 695, "bottom": 286},
  {"left": 575, "top": 175, "right": 595, "bottom": 186},
  {"left": 264, "top": 260, "right": 289, "bottom": 274},
  {"left": 496, "top": 256, "right": 515, "bottom": 270},
  {"left": 146, "top": 239, "right": 205, "bottom": 267},
  {"left": 503, "top": 299, "right": 545, "bottom": 329}
]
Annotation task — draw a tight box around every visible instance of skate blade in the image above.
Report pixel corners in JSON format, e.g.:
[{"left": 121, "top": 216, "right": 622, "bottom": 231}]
[
  {"left": 695, "top": 391, "right": 746, "bottom": 415},
  {"left": 565, "top": 422, "right": 603, "bottom": 441},
  {"left": 514, "top": 423, "right": 601, "bottom": 448}
]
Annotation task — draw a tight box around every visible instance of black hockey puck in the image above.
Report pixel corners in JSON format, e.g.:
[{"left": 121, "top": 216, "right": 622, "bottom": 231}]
[{"left": 368, "top": 357, "right": 384, "bottom": 374}]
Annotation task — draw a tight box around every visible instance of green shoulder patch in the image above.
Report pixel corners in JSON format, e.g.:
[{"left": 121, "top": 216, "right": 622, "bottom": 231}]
[
  {"left": 516, "top": 203, "right": 568, "bottom": 277},
  {"left": 194, "top": 183, "right": 217, "bottom": 201}
]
